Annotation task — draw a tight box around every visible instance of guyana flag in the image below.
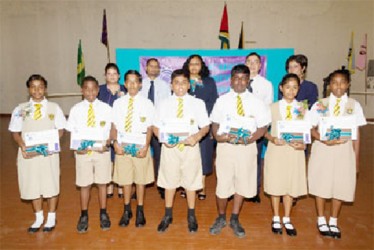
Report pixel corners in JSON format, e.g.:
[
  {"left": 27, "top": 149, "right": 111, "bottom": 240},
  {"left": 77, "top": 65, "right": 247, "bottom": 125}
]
[
  {"left": 77, "top": 40, "right": 85, "bottom": 86},
  {"left": 219, "top": 3, "right": 230, "bottom": 49}
]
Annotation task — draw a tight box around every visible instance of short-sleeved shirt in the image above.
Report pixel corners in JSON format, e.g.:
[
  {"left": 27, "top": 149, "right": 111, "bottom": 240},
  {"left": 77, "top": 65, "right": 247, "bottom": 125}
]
[
  {"left": 9, "top": 98, "right": 66, "bottom": 132},
  {"left": 250, "top": 74, "right": 273, "bottom": 105},
  {"left": 278, "top": 99, "right": 312, "bottom": 123}
]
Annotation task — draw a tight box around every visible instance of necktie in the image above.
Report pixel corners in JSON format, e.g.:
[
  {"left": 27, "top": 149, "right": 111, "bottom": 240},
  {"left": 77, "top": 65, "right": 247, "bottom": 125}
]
[
  {"left": 286, "top": 105, "right": 292, "bottom": 120},
  {"left": 33, "top": 104, "right": 42, "bottom": 120},
  {"left": 87, "top": 103, "right": 96, "bottom": 127},
  {"left": 148, "top": 80, "right": 155, "bottom": 103},
  {"left": 176, "top": 98, "right": 184, "bottom": 151},
  {"left": 237, "top": 95, "right": 245, "bottom": 116},
  {"left": 334, "top": 98, "right": 341, "bottom": 116},
  {"left": 125, "top": 97, "right": 134, "bottom": 132},
  {"left": 248, "top": 79, "right": 253, "bottom": 93}
]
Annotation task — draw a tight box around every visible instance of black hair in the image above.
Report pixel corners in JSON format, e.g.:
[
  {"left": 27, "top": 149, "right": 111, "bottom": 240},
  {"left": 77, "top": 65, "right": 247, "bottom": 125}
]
[
  {"left": 105, "top": 63, "right": 120, "bottom": 75},
  {"left": 124, "top": 70, "right": 142, "bottom": 83},
  {"left": 26, "top": 74, "right": 48, "bottom": 88},
  {"left": 245, "top": 52, "right": 261, "bottom": 62},
  {"left": 171, "top": 69, "right": 189, "bottom": 82},
  {"left": 285, "top": 54, "right": 308, "bottom": 74},
  {"left": 82, "top": 76, "right": 99, "bottom": 87},
  {"left": 146, "top": 58, "right": 160, "bottom": 66},
  {"left": 328, "top": 69, "right": 351, "bottom": 84},
  {"left": 182, "top": 54, "right": 210, "bottom": 78},
  {"left": 279, "top": 73, "right": 300, "bottom": 87},
  {"left": 231, "top": 64, "right": 250, "bottom": 77}
]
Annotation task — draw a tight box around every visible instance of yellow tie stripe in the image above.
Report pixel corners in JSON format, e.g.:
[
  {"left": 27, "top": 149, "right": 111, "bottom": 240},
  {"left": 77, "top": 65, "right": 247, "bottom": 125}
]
[
  {"left": 87, "top": 103, "right": 96, "bottom": 127},
  {"left": 334, "top": 98, "right": 341, "bottom": 116},
  {"left": 286, "top": 105, "right": 292, "bottom": 120},
  {"left": 176, "top": 98, "right": 184, "bottom": 151},
  {"left": 237, "top": 95, "right": 245, "bottom": 116},
  {"left": 33, "top": 104, "right": 42, "bottom": 120},
  {"left": 125, "top": 97, "right": 134, "bottom": 132}
]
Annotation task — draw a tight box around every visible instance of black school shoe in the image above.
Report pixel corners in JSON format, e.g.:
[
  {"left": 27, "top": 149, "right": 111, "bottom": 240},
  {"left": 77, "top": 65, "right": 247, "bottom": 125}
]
[
  {"left": 271, "top": 221, "right": 282, "bottom": 235},
  {"left": 329, "top": 225, "right": 341, "bottom": 239},
  {"left": 100, "top": 213, "right": 111, "bottom": 231},
  {"left": 284, "top": 222, "right": 297, "bottom": 236},
  {"left": 119, "top": 210, "right": 133, "bottom": 227},
  {"left": 77, "top": 215, "right": 88, "bottom": 233},
  {"left": 28, "top": 226, "right": 41, "bottom": 233},
  {"left": 135, "top": 210, "right": 146, "bottom": 227},
  {"left": 157, "top": 216, "right": 173, "bottom": 233},
  {"left": 317, "top": 223, "right": 332, "bottom": 237},
  {"left": 42, "top": 225, "right": 55, "bottom": 233},
  {"left": 187, "top": 215, "right": 198, "bottom": 233}
]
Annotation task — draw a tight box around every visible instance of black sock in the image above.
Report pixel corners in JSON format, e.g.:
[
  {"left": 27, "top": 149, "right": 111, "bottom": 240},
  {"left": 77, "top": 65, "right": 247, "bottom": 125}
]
[
  {"left": 124, "top": 203, "right": 131, "bottom": 212},
  {"left": 137, "top": 205, "right": 143, "bottom": 212},
  {"left": 81, "top": 210, "right": 88, "bottom": 217},
  {"left": 219, "top": 213, "right": 226, "bottom": 220},
  {"left": 188, "top": 208, "right": 195, "bottom": 217},
  {"left": 100, "top": 208, "right": 107, "bottom": 215},
  {"left": 165, "top": 207, "right": 173, "bottom": 217},
  {"left": 230, "top": 213, "right": 239, "bottom": 221}
]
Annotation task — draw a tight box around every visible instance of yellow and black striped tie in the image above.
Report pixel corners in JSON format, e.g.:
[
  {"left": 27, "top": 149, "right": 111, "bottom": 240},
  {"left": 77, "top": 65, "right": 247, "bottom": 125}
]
[
  {"left": 286, "top": 105, "right": 292, "bottom": 120},
  {"left": 176, "top": 98, "right": 184, "bottom": 151},
  {"left": 333, "top": 98, "right": 341, "bottom": 116},
  {"left": 237, "top": 95, "right": 245, "bottom": 116},
  {"left": 124, "top": 97, "right": 134, "bottom": 132},
  {"left": 87, "top": 103, "right": 96, "bottom": 127},
  {"left": 33, "top": 103, "right": 42, "bottom": 120}
]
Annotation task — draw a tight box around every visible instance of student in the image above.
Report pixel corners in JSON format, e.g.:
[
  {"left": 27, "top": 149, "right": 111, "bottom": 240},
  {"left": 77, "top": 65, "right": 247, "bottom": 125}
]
[
  {"left": 9, "top": 74, "right": 66, "bottom": 233},
  {"left": 279, "top": 54, "right": 318, "bottom": 109},
  {"left": 98, "top": 63, "right": 126, "bottom": 199},
  {"left": 66, "top": 76, "right": 112, "bottom": 233},
  {"left": 308, "top": 69, "right": 366, "bottom": 239},
  {"left": 111, "top": 70, "right": 155, "bottom": 227},
  {"left": 209, "top": 64, "right": 271, "bottom": 238},
  {"left": 244, "top": 52, "right": 274, "bottom": 203},
  {"left": 153, "top": 69, "right": 210, "bottom": 233},
  {"left": 139, "top": 58, "right": 171, "bottom": 199},
  {"left": 182, "top": 54, "right": 218, "bottom": 200},
  {"left": 263, "top": 73, "right": 309, "bottom": 236}
]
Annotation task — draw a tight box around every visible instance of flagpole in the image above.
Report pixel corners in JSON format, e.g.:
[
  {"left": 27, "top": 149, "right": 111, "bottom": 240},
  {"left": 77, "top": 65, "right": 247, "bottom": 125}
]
[{"left": 107, "top": 41, "right": 110, "bottom": 63}]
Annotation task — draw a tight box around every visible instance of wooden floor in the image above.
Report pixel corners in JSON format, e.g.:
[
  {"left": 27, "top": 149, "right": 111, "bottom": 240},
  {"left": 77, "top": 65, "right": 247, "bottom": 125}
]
[{"left": 0, "top": 116, "right": 373, "bottom": 249}]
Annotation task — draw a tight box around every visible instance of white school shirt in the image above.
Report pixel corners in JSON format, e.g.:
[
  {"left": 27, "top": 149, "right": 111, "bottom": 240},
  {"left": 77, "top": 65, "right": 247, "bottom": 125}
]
[
  {"left": 251, "top": 74, "right": 273, "bottom": 105},
  {"left": 66, "top": 99, "right": 112, "bottom": 138},
  {"left": 9, "top": 98, "right": 66, "bottom": 132},
  {"left": 210, "top": 89, "right": 271, "bottom": 129},
  {"left": 153, "top": 94, "right": 211, "bottom": 134},
  {"left": 278, "top": 99, "right": 312, "bottom": 122},
  {"left": 112, "top": 93, "right": 155, "bottom": 134},
  {"left": 310, "top": 93, "right": 366, "bottom": 127},
  {"left": 139, "top": 76, "right": 171, "bottom": 108}
]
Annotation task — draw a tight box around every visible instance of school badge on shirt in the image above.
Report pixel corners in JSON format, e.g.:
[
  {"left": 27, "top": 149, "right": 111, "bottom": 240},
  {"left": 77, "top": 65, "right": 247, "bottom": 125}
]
[
  {"left": 140, "top": 117, "right": 146, "bottom": 123},
  {"left": 346, "top": 108, "right": 353, "bottom": 114},
  {"left": 190, "top": 119, "right": 195, "bottom": 125},
  {"left": 100, "top": 121, "right": 106, "bottom": 127},
  {"left": 48, "top": 114, "right": 55, "bottom": 120}
]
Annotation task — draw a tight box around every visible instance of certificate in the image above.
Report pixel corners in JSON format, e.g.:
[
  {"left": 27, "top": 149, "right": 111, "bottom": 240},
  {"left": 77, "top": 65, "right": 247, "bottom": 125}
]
[
  {"left": 277, "top": 120, "right": 311, "bottom": 144},
  {"left": 24, "top": 129, "right": 60, "bottom": 153},
  {"left": 70, "top": 127, "right": 109, "bottom": 150},
  {"left": 218, "top": 115, "right": 257, "bottom": 135},
  {"left": 319, "top": 116, "right": 357, "bottom": 141},
  {"left": 118, "top": 131, "right": 147, "bottom": 148},
  {"left": 159, "top": 118, "right": 190, "bottom": 143}
]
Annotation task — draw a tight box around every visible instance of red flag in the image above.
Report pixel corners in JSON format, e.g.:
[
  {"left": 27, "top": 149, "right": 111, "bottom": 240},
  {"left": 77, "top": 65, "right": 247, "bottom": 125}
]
[{"left": 219, "top": 3, "right": 230, "bottom": 49}]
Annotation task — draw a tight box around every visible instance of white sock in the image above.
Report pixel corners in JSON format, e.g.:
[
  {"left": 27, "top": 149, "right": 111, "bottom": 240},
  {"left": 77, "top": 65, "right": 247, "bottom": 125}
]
[
  {"left": 282, "top": 217, "right": 294, "bottom": 230},
  {"left": 329, "top": 217, "right": 338, "bottom": 226},
  {"left": 272, "top": 216, "right": 281, "bottom": 229},
  {"left": 30, "top": 211, "right": 44, "bottom": 228},
  {"left": 317, "top": 216, "right": 329, "bottom": 231},
  {"left": 44, "top": 212, "right": 56, "bottom": 228}
]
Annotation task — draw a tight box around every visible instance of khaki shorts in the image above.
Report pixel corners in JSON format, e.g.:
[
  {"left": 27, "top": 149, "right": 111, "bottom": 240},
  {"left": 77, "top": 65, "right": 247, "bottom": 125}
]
[
  {"left": 75, "top": 151, "right": 111, "bottom": 187},
  {"left": 157, "top": 144, "right": 202, "bottom": 191},
  {"left": 113, "top": 149, "right": 154, "bottom": 185},
  {"left": 215, "top": 143, "right": 257, "bottom": 198}
]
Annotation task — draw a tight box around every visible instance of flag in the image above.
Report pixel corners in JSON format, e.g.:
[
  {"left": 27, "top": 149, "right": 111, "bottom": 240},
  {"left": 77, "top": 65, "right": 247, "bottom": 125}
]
[
  {"left": 356, "top": 33, "right": 367, "bottom": 71},
  {"left": 101, "top": 9, "right": 108, "bottom": 48},
  {"left": 219, "top": 3, "right": 230, "bottom": 49},
  {"left": 77, "top": 40, "right": 85, "bottom": 86},
  {"left": 238, "top": 22, "right": 244, "bottom": 49},
  {"left": 347, "top": 31, "right": 355, "bottom": 74}
]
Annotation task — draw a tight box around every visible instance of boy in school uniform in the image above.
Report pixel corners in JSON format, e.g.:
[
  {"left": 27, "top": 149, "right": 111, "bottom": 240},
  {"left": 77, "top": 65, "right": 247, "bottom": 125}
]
[
  {"left": 209, "top": 64, "right": 271, "bottom": 238},
  {"left": 153, "top": 69, "right": 210, "bottom": 233},
  {"left": 9, "top": 74, "right": 66, "bottom": 233},
  {"left": 66, "top": 76, "right": 112, "bottom": 233},
  {"left": 111, "top": 70, "right": 155, "bottom": 227}
]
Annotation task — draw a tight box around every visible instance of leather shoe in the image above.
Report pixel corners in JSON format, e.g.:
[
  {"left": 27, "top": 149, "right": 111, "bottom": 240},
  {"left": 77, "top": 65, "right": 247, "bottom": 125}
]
[
  {"left": 106, "top": 193, "right": 113, "bottom": 198},
  {"left": 157, "top": 216, "right": 173, "bottom": 233},
  {"left": 135, "top": 210, "right": 146, "bottom": 227},
  {"left": 247, "top": 194, "right": 261, "bottom": 203},
  {"left": 77, "top": 215, "right": 88, "bottom": 233},
  {"left": 118, "top": 193, "right": 124, "bottom": 199},
  {"left": 271, "top": 221, "right": 282, "bottom": 235},
  {"left": 28, "top": 227, "right": 40, "bottom": 233},
  {"left": 100, "top": 213, "right": 111, "bottom": 231},
  {"left": 119, "top": 210, "right": 132, "bottom": 227},
  {"left": 42, "top": 226, "right": 55, "bottom": 232},
  {"left": 284, "top": 222, "right": 297, "bottom": 236},
  {"left": 317, "top": 224, "right": 332, "bottom": 237},
  {"left": 187, "top": 215, "right": 198, "bottom": 233},
  {"left": 329, "top": 225, "right": 341, "bottom": 239}
]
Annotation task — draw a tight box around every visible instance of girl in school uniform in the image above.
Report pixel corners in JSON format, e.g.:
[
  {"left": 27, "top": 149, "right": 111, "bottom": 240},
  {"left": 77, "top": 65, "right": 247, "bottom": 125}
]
[
  {"left": 9, "top": 74, "right": 66, "bottom": 233},
  {"left": 264, "top": 73, "right": 309, "bottom": 236},
  {"left": 308, "top": 69, "right": 366, "bottom": 239}
]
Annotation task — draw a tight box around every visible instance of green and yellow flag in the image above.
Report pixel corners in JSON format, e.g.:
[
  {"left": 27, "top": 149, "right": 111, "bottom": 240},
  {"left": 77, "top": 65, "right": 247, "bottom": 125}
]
[
  {"left": 219, "top": 3, "right": 230, "bottom": 49},
  {"left": 77, "top": 40, "right": 85, "bottom": 86}
]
